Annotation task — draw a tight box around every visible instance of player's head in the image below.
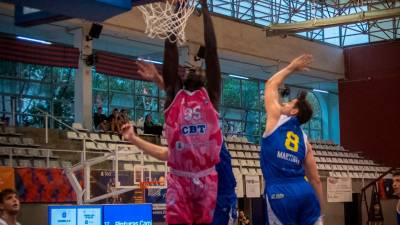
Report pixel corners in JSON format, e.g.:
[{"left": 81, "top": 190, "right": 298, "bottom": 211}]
[
  {"left": 158, "top": 176, "right": 165, "bottom": 186},
  {"left": 281, "top": 91, "right": 313, "bottom": 124},
  {"left": 392, "top": 171, "right": 400, "bottom": 197},
  {"left": 145, "top": 114, "right": 152, "bottom": 122},
  {"left": 0, "top": 189, "right": 20, "bottom": 215},
  {"left": 181, "top": 65, "right": 206, "bottom": 91}
]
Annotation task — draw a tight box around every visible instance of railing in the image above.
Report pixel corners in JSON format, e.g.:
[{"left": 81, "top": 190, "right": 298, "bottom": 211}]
[
  {"left": 360, "top": 167, "right": 397, "bottom": 225},
  {"left": 31, "top": 108, "right": 167, "bottom": 205}
]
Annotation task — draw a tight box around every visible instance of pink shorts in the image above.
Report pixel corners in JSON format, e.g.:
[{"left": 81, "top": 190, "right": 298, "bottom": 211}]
[{"left": 166, "top": 170, "right": 218, "bottom": 224}]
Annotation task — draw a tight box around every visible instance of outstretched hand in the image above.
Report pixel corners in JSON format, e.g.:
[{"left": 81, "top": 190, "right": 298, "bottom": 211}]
[
  {"left": 121, "top": 123, "right": 137, "bottom": 143},
  {"left": 136, "top": 61, "right": 161, "bottom": 82},
  {"left": 288, "top": 54, "right": 313, "bottom": 72}
]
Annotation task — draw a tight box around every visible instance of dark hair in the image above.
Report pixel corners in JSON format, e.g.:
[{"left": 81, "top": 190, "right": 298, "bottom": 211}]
[
  {"left": 0, "top": 189, "right": 18, "bottom": 203},
  {"left": 393, "top": 171, "right": 400, "bottom": 177},
  {"left": 294, "top": 91, "right": 313, "bottom": 125}
]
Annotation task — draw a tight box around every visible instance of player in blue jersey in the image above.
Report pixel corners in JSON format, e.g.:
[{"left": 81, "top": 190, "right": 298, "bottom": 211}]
[
  {"left": 261, "top": 54, "right": 323, "bottom": 225},
  {"left": 392, "top": 171, "right": 400, "bottom": 225}
]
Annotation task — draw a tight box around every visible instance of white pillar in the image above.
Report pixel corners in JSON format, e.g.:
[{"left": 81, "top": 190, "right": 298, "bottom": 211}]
[{"left": 73, "top": 25, "right": 93, "bottom": 130}]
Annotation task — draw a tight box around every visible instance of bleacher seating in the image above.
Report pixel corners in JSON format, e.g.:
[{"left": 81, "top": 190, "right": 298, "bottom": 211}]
[
  {"left": 0, "top": 126, "right": 63, "bottom": 169},
  {"left": 1, "top": 123, "right": 390, "bottom": 182},
  {"left": 224, "top": 135, "right": 387, "bottom": 180}
]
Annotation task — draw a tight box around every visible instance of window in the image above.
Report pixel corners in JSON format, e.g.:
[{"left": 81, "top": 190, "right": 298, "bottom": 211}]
[
  {"left": 0, "top": 60, "right": 75, "bottom": 128},
  {"left": 92, "top": 72, "right": 164, "bottom": 126},
  {"left": 301, "top": 92, "right": 322, "bottom": 140}
]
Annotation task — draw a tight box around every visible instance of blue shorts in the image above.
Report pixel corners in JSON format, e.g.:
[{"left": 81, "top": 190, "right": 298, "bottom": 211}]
[
  {"left": 264, "top": 180, "right": 321, "bottom": 225},
  {"left": 211, "top": 193, "right": 237, "bottom": 225}
]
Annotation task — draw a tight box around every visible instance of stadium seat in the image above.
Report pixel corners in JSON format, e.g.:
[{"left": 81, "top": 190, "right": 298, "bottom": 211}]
[
  {"left": 0, "top": 147, "right": 12, "bottom": 155},
  {"left": 61, "top": 161, "right": 72, "bottom": 168},
  {"left": 67, "top": 131, "right": 79, "bottom": 139},
  {"left": 85, "top": 142, "right": 98, "bottom": 150},
  {"left": 237, "top": 151, "right": 245, "bottom": 158},
  {"left": 78, "top": 132, "right": 89, "bottom": 139},
  {"left": 248, "top": 168, "right": 257, "bottom": 175},
  {"left": 18, "top": 159, "right": 31, "bottom": 167},
  {"left": 33, "top": 159, "right": 46, "bottom": 168},
  {"left": 49, "top": 160, "right": 61, "bottom": 168},
  {"left": 112, "top": 135, "right": 121, "bottom": 142},
  {"left": 233, "top": 167, "right": 241, "bottom": 175},
  {"left": 72, "top": 123, "right": 88, "bottom": 131},
  {"left": 108, "top": 143, "right": 117, "bottom": 151},
  {"left": 25, "top": 148, "right": 40, "bottom": 157},
  {"left": 100, "top": 133, "right": 112, "bottom": 142},
  {"left": 9, "top": 137, "right": 22, "bottom": 145},
  {"left": 241, "top": 168, "right": 249, "bottom": 174},
  {"left": 12, "top": 148, "right": 26, "bottom": 156},
  {"left": 124, "top": 163, "right": 134, "bottom": 171},
  {"left": 96, "top": 142, "right": 109, "bottom": 151},
  {"left": 89, "top": 133, "right": 101, "bottom": 141},
  {"left": 22, "top": 138, "right": 38, "bottom": 147}
]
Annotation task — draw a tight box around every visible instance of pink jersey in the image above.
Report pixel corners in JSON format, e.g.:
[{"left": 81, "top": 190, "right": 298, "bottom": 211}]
[{"left": 164, "top": 87, "right": 222, "bottom": 172}]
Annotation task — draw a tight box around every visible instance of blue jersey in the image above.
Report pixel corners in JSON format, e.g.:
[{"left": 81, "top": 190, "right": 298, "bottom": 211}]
[
  {"left": 216, "top": 142, "right": 237, "bottom": 195},
  {"left": 261, "top": 116, "right": 322, "bottom": 225},
  {"left": 212, "top": 141, "right": 237, "bottom": 225},
  {"left": 261, "top": 115, "right": 307, "bottom": 184}
]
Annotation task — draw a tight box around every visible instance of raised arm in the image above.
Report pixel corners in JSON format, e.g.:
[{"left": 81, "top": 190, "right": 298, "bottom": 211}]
[
  {"left": 201, "top": 0, "right": 221, "bottom": 110},
  {"left": 304, "top": 142, "right": 323, "bottom": 211},
  {"left": 163, "top": 36, "right": 181, "bottom": 109},
  {"left": 264, "top": 54, "right": 312, "bottom": 134},
  {"left": 136, "top": 61, "right": 165, "bottom": 89}
]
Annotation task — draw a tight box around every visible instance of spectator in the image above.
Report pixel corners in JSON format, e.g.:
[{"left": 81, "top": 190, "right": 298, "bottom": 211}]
[
  {"left": 93, "top": 107, "right": 108, "bottom": 131},
  {"left": 109, "top": 108, "right": 121, "bottom": 133},
  {"left": 143, "top": 114, "right": 163, "bottom": 136},
  {"left": 0, "top": 189, "right": 21, "bottom": 225},
  {"left": 238, "top": 210, "right": 250, "bottom": 225},
  {"left": 119, "top": 109, "right": 130, "bottom": 127}
]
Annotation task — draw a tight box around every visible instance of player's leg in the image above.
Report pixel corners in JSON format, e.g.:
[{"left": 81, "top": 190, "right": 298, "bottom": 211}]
[
  {"left": 264, "top": 183, "right": 298, "bottom": 225},
  {"left": 166, "top": 174, "right": 192, "bottom": 224},
  {"left": 298, "top": 182, "right": 322, "bottom": 225},
  {"left": 192, "top": 171, "right": 219, "bottom": 224}
]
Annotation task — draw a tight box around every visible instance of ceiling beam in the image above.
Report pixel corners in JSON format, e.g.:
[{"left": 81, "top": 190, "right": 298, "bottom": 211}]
[{"left": 266, "top": 7, "right": 400, "bottom": 36}]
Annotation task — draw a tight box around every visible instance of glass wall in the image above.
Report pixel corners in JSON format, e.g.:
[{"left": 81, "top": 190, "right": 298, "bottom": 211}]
[
  {"left": 301, "top": 92, "right": 323, "bottom": 140},
  {"left": 0, "top": 59, "right": 323, "bottom": 142},
  {"left": 0, "top": 60, "right": 75, "bottom": 128},
  {"left": 92, "top": 72, "right": 165, "bottom": 125}
]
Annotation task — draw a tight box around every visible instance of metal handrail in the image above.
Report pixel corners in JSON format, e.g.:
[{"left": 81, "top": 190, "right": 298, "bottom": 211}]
[
  {"left": 33, "top": 107, "right": 103, "bottom": 147},
  {"left": 360, "top": 167, "right": 398, "bottom": 225}
]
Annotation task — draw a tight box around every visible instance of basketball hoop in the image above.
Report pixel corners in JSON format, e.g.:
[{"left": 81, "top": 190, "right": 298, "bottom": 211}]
[
  {"left": 138, "top": 0, "right": 196, "bottom": 45},
  {"left": 139, "top": 181, "right": 162, "bottom": 190}
]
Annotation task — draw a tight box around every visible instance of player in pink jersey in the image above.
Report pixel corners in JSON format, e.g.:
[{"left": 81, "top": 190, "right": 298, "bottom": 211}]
[{"left": 122, "top": 0, "right": 223, "bottom": 224}]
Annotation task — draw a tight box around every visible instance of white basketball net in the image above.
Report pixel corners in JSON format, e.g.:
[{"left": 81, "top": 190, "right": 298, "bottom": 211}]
[{"left": 138, "top": 0, "right": 196, "bottom": 45}]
